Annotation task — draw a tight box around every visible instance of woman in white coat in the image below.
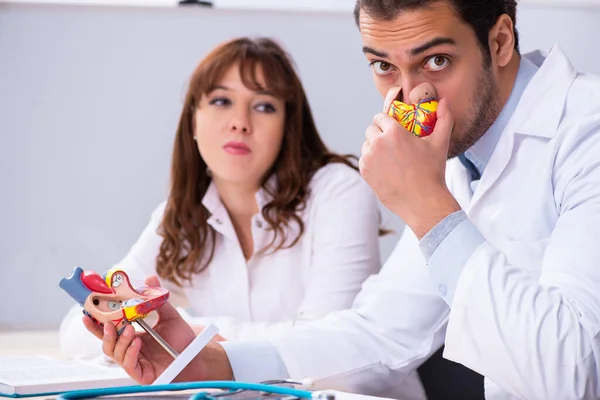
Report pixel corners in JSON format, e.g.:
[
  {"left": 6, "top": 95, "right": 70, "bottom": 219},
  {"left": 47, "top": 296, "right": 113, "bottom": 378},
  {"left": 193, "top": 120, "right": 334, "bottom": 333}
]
[{"left": 59, "top": 36, "right": 382, "bottom": 360}]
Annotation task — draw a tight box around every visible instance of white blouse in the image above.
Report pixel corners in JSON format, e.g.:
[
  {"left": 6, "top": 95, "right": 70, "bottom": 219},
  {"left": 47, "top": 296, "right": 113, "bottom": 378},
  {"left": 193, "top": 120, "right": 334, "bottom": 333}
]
[{"left": 60, "top": 163, "right": 382, "bottom": 359}]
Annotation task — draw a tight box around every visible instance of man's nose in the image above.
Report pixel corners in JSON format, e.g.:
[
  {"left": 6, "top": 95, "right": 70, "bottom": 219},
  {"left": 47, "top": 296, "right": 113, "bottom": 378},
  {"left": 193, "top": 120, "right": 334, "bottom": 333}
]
[
  {"left": 400, "top": 78, "right": 438, "bottom": 104},
  {"left": 398, "top": 81, "right": 417, "bottom": 103}
]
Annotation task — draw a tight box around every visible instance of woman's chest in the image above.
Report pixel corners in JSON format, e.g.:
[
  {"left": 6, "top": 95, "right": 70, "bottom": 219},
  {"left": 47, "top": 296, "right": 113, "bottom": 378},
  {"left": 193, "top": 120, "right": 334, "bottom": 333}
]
[{"left": 182, "top": 232, "right": 313, "bottom": 321}]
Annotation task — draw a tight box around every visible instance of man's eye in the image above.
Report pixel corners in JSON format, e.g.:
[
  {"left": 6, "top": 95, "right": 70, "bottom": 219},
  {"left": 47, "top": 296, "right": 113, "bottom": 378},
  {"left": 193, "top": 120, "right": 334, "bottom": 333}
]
[
  {"left": 424, "top": 56, "right": 450, "bottom": 72},
  {"left": 370, "top": 61, "right": 393, "bottom": 76}
]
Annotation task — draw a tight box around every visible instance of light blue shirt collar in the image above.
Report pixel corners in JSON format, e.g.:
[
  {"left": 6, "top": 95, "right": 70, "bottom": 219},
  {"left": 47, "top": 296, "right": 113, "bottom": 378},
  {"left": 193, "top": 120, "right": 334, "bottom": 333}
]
[{"left": 465, "top": 57, "right": 539, "bottom": 176}]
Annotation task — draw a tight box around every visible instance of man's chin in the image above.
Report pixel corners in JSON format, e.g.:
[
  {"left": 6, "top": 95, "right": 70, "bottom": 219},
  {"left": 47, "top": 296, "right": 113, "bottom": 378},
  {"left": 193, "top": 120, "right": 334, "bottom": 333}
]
[
  {"left": 447, "top": 125, "right": 489, "bottom": 159},
  {"left": 446, "top": 138, "right": 470, "bottom": 159}
]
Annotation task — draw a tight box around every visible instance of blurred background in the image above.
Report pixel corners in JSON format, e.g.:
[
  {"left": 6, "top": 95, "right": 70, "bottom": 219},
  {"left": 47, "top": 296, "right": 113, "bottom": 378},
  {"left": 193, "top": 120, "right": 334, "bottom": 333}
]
[{"left": 1, "top": 0, "right": 599, "bottom": 330}]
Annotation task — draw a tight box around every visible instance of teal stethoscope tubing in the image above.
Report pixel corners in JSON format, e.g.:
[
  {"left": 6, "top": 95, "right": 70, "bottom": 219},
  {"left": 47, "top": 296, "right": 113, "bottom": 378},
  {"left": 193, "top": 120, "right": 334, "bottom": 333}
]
[{"left": 57, "top": 381, "right": 313, "bottom": 399}]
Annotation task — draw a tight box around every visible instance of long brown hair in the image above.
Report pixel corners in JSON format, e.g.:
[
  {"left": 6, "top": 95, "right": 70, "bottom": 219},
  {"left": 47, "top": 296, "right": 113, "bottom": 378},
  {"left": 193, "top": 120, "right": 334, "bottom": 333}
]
[{"left": 157, "top": 37, "right": 360, "bottom": 286}]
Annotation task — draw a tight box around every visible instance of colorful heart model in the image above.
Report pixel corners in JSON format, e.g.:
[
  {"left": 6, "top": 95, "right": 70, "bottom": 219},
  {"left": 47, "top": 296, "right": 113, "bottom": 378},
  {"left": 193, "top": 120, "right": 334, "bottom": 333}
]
[{"left": 387, "top": 98, "right": 438, "bottom": 138}]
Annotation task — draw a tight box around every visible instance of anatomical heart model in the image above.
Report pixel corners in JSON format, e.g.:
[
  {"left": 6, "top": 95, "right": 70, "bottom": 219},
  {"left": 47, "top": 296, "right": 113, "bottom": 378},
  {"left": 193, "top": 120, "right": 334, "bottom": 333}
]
[
  {"left": 387, "top": 82, "right": 438, "bottom": 137},
  {"left": 60, "top": 266, "right": 169, "bottom": 334}
]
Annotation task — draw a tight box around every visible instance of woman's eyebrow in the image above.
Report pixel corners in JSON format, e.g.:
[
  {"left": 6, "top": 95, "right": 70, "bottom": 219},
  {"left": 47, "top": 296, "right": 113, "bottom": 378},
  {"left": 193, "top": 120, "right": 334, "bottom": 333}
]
[{"left": 254, "top": 89, "right": 276, "bottom": 97}]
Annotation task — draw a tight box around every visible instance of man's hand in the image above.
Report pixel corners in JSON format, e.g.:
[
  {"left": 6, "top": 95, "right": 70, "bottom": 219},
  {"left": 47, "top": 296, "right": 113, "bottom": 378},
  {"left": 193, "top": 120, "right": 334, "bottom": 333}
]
[
  {"left": 83, "top": 276, "right": 233, "bottom": 384},
  {"left": 192, "top": 325, "right": 227, "bottom": 343},
  {"left": 359, "top": 87, "right": 461, "bottom": 239}
]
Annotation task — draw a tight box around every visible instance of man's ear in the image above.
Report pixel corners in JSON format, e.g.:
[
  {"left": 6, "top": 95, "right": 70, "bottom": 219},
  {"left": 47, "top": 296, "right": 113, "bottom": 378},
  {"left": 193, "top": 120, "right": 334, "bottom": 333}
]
[{"left": 489, "top": 14, "right": 516, "bottom": 68}]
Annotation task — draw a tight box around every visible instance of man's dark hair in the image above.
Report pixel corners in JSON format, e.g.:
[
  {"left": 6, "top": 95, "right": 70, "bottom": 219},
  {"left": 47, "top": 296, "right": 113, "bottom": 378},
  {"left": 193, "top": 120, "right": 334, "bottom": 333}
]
[{"left": 353, "top": 0, "right": 520, "bottom": 63}]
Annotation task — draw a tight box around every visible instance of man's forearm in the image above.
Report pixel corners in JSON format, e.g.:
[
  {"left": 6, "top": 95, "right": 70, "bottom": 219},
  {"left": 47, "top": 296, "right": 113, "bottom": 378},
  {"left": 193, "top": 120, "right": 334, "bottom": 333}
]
[{"left": 186, "top": 343, "right": 234, "bottom": 382}]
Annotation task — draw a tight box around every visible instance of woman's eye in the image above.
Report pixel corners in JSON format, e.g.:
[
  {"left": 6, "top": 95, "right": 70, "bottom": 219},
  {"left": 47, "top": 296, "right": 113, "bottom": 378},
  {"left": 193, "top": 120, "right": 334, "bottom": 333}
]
[
  {"left": 209, "top": 97, "right": 231, "bottom": 106},
  {"left": 255, "top": 103, "right": 276, "bottom": 113},
  {"left": 370, "top": 61, "right": 393, "bottom": 76},
  {"left": 424, "top": 56, "right": 450, "bottom": 72},
  {"left": 107, "top": 301, "right": 120, "bottom": 311}
]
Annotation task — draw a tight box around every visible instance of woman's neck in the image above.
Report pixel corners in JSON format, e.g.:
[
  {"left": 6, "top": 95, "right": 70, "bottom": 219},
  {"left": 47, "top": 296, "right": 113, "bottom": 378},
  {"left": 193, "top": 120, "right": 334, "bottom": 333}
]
[
  {"left": 211, "top": 177, "right": 260, "bottom": 260},
  {"left": 212, "top": 178, "right": 260, "bottom": 218}
]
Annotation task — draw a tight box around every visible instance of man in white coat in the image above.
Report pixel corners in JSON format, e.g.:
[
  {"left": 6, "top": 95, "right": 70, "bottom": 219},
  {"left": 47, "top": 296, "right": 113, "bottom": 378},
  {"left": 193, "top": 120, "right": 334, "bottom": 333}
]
[{"left": 89, "top": 0, "right": 600, "bottom": 399}]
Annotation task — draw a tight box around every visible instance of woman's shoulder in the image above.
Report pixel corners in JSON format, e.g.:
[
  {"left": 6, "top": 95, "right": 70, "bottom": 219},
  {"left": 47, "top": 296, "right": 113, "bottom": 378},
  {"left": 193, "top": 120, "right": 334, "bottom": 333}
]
[
  {"left": 310, "top": 161, "right": 360, "bottom": 185},
  {"left": 149, "top": 200, "right": 168, "bottom": 221},
  {"left": 308, "top": 161, "right": 373, "bottom": 199},
  {"left": 310, "top": 162, "right": 363, "bottom": 186}
]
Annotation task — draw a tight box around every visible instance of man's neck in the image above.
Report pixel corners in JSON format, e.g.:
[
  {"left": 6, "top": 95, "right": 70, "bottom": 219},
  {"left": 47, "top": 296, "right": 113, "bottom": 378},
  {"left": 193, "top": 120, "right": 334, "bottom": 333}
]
[{"left": 497, "top": 52, "right": 522, "bottom": 110}]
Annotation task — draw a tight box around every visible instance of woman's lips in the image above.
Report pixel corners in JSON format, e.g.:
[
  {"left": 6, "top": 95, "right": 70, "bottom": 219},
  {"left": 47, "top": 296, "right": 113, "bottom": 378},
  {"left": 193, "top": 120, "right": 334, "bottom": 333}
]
[{"left": 224, "top": 141, "right": 251, "bottom": 155}]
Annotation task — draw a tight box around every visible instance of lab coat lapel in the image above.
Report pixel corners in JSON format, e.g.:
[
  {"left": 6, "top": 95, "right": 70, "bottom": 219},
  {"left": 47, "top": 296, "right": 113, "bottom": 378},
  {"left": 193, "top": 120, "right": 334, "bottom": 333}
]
[
  {"left": 446, "top": 157, "right": 474, "bottom": 212},
  {"left": 466, "top": 45, "right": 577, "bottom": 213},
  {"left": 467, "top": 127, "right": 516, "bottom": 212}
]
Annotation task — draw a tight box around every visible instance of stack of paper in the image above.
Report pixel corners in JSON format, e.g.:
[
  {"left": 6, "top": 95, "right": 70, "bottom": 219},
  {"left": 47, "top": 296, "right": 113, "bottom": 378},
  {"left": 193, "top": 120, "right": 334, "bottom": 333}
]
[{"left": 0, "top": 355, "right": 135, "bottom": 397}]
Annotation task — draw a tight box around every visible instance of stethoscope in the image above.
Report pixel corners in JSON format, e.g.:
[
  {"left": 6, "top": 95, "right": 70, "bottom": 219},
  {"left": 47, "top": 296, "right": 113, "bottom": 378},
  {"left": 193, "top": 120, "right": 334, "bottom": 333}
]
[{"left": 57, "top": 379, "right": 335, "bottom": 400}]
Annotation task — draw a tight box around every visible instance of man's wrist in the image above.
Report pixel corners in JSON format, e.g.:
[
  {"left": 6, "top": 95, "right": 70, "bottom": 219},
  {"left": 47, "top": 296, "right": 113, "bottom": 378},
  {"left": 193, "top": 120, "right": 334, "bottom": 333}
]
[
  {"left": 210, "top": 343, "right": 234, "bottom": 380},
  {"left": 189, "top": 343, "right": 234, "bottom": 381},
  {"left": 398, "top": 190, "right": 461, "bottom": 239}
]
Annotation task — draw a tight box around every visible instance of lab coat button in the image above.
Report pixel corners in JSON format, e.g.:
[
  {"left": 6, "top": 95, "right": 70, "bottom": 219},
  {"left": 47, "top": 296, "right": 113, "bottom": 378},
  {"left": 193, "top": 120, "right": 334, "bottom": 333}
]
[
  {"left": 438, "top": 284, "right": 447, "bottom": 296},
  {"left": 255, "top": 220, "right": 263, "bottom": 228}
]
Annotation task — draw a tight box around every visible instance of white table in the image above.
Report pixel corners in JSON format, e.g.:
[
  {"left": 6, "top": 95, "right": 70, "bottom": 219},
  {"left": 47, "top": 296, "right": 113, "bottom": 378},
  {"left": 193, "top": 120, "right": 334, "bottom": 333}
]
[
  {"left": 0, "top": 330, "right": 62, "bottom": 358},
  {"left": 0, "top": 331, "right": 396, "bottom": 400}
]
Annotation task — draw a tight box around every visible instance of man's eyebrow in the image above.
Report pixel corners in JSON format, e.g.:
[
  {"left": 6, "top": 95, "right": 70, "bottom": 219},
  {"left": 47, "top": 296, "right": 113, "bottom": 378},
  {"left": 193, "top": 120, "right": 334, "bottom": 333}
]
[
  {"left": 362, "top": 37, "right": 455, "bottom": 59},
  {"left": 409, "top": 37, "right": 456, "bottom": 56},
  {"left": 362, "top": 46, "right": 389, "bottom": 59}
]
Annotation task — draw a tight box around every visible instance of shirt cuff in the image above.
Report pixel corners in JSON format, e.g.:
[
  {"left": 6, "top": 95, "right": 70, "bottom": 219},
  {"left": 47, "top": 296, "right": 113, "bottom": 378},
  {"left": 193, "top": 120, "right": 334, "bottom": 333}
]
[
  {"left": 419, "top": 211, "right": 469, "bottom": 261},
  {"left": 426, "top": 217, "right": 486, "bottom": 306},
  {"left": 220, "top": 339, "right": 290, "bottom": 382}
]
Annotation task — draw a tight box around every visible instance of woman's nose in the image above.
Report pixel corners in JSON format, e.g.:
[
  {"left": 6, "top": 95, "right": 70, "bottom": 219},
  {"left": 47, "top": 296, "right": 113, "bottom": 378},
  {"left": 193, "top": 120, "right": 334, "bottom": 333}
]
[
  {"left": 230, "top": 121, "right": 250, "bottom": 134},
  {"left": 229, "top": 108, "right": 251, "bottom": 134}
]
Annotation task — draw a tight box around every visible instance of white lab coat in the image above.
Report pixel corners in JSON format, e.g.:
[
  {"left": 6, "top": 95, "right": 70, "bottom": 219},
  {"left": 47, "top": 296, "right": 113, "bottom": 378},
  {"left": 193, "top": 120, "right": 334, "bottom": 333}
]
[{"left": 265, "top": 46, "right": 600, "bottom": 400}]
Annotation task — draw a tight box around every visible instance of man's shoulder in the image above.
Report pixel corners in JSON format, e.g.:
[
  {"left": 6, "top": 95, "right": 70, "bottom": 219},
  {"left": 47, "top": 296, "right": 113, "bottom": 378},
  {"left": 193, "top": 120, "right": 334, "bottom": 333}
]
[
  {"left": 563, "top": 72, "right": 600, "bottom": 119},
  {"left": 544, "top": 74, "right": 600, "bottom": 188},
  {"left": 556, "top": 73, "right": 600, "bottom": 150}
]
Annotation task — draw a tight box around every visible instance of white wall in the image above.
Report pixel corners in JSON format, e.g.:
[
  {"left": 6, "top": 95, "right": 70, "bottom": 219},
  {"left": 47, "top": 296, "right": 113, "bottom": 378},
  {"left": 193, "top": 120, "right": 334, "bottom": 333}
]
[{"left": 1, "top": 1, "right": 599, "bottom": 329}]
